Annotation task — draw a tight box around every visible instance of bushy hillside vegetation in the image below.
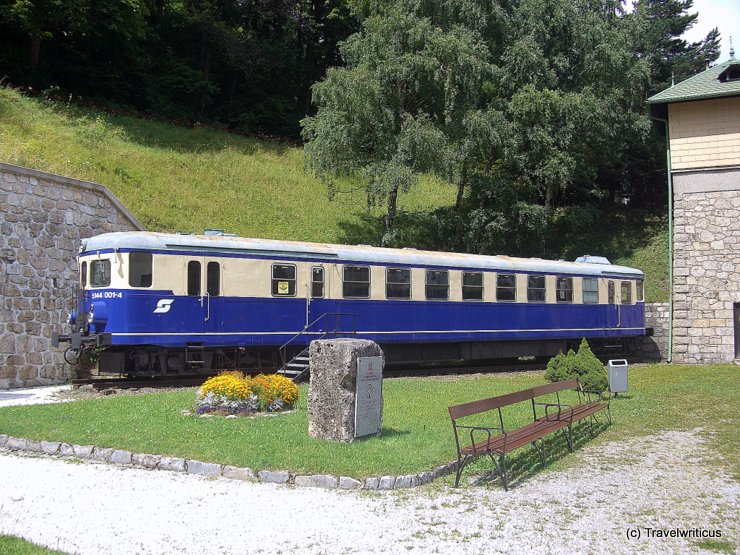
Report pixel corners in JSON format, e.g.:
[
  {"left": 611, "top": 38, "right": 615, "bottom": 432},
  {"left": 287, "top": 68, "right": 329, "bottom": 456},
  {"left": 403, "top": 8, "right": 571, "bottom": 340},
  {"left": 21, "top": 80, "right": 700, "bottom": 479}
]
[
  {"left": 0, "top": 89, "right": 454, "bottom": 242},
  {"left": 0, "top": 88, "right": 668, "bottom": 301}
]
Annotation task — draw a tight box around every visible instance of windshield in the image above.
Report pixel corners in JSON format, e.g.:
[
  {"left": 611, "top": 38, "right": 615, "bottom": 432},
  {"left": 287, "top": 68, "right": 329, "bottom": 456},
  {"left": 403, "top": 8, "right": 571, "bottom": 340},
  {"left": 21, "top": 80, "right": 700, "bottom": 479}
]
[{"left": 90, "top": 259, "right": 111, "bottom": 288}]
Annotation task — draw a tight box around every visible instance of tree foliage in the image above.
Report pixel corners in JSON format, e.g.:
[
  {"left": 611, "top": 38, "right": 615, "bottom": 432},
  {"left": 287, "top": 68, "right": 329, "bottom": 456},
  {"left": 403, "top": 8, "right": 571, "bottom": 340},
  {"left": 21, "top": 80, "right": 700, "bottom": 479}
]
[
  {"left": 303, "top": 0, "right": 722, "bottom": 252},
  {"left": 0, "top": 0, "right": 358, "bottom": 136}
]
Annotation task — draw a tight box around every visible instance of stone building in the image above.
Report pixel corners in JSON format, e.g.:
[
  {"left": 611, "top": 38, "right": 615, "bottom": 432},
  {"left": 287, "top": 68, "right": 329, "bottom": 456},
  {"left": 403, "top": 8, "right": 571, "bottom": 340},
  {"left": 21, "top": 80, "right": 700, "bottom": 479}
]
[
  {"left": 648, "top": 57, "right": 740, "bottom": 363},
  {"left": 0, "top": 163, "right": 143, "bottom": 389}
]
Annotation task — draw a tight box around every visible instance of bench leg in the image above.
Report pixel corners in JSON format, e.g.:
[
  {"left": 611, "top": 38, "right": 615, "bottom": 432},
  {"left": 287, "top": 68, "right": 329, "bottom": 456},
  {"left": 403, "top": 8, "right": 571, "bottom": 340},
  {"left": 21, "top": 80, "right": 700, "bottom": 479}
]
[
  {"left": 454, "top": 454, "right": 471, "bottom": 487},
  {"left": 499, "top": 454, "right": 508, "bottom": 491},
  {"left": 565, "top": 425, "right": 573, "bottom": 452},
  {"left": 531, "top": 440, "right": 545, "bottom": 466}
]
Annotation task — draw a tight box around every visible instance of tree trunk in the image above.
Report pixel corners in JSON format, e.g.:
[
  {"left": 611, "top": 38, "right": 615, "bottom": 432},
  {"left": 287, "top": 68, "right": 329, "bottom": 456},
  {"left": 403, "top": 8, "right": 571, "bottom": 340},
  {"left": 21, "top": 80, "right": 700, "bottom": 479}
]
[
  {"left": 29, "top": 35, "right": 41, "bottom": 66},
  {"left": 382, "top": 184, "right": 400, "bottom": 247},
  {"left": 455, "top": 164, "right": 468, "bottom": 209},
  {"left": 198, "top": 28, "right": 212, "bottom": 121}
]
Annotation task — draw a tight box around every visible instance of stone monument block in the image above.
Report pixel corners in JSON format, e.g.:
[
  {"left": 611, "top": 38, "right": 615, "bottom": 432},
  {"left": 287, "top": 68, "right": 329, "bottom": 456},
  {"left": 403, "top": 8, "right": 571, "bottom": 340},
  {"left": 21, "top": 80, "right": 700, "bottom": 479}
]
[{"left": 308, "top": 339, "right": 384, "bottom": 442}]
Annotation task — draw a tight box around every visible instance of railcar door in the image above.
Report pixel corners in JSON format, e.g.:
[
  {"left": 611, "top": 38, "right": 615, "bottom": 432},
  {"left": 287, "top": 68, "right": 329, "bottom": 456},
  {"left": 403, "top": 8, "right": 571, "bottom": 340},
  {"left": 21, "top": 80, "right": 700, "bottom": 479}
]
[
  {"left": 203, "top": 259, "right": 222, "bottom": 335},
  {"left": 185, "top": 258, "right": 222, "bottom": 338},
  {"left": 607, "top": 280, "right": 619, "bottom": 329},
  {"left": 307, "top": 266, "right": 326, "bottom": 330},
  {"left": 185, "top": 259, "right": 206, "bottom": 338}
]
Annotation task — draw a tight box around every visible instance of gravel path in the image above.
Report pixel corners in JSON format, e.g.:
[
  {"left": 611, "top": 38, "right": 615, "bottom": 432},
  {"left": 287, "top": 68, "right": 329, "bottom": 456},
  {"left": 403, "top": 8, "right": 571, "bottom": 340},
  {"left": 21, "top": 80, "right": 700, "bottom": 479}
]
[
  {"left": 0, "top": 385, "right": 72, "bottom": 408},
  {"left": 0, "top": 429, "right": 737, "bottom": 554}
]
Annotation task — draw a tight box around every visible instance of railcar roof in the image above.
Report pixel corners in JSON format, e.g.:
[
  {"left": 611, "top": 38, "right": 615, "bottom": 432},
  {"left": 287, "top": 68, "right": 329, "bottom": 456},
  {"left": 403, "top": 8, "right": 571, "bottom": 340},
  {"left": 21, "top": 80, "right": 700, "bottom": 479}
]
[{"left": 81, "top": 232, "right": 643, "bottom": 277}]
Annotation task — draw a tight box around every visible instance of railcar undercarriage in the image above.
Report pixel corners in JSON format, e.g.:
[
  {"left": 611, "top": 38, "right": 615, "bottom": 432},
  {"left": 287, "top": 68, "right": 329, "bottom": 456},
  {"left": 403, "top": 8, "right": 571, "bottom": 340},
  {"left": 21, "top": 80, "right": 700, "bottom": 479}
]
[{"left": 89, "top": 337, "right": 635, "bottom": 377}]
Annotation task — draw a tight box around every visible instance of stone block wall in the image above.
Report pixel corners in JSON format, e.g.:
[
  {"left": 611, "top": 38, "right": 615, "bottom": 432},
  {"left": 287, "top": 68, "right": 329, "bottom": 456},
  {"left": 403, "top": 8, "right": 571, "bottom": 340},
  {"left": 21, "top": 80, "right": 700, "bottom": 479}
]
[
  {"left": 0, "top": 163, "right": 143, "bottom": 389},
  {"left": 636, "top": 302, "right": 670, "bottom": 361},
  {"left": 672, "top": 188, "right": 740, "bottom": 363}
]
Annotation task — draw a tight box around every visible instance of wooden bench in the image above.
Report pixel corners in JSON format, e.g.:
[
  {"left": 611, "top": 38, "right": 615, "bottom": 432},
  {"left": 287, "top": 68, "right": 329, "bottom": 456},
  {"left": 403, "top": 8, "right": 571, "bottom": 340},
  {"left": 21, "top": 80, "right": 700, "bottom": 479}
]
[{"left": 448, "top": 379, "right": 611, "bottom": 489}]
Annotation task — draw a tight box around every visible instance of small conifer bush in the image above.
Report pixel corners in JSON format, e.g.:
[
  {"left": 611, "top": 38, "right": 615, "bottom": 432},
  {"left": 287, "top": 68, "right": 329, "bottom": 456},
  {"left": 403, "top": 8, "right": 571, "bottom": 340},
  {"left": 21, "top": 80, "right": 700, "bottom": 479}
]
[{"left": 544, "top": 338, "right": 608, "bottom": 392}]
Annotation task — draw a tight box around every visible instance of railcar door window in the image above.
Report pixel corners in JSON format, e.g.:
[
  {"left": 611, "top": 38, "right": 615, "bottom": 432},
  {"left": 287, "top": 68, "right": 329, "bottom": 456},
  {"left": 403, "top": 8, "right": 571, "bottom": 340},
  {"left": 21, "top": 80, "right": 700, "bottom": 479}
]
[
  {"left": 608, "top": 281, "right": 615, "bottom": 304},
  {"left": 527, "top": 275, "right": 546, "bottom": 302},
  {"left": 90, "top": 260, "right": 111, "bottom": 288},
  {"left": 207, "top": 262, "right": 220, "bottom": 296},
  {"left": 426, "top": 270, "right": 449, "bottom": 300},
  {"left": 556, "top": 277, "right": 573, "bottom": 303},
  {"left": 343, "top": 265, "right": 370, "bottom": 298},
  {"left": 582, "top": 278, "right": 599, "bottom": 304},
  {"left": 272, "top": 264, "right": 296, "bottom": 296},
  {"left": 636, "top": 280, "right": 644, "bottom": 302},
  {"left": 80, "top": 261, "right": 87, "bottom": 288},
  {"left": 129, "top": 252, "right": 152, "bottom": 288},
  {"left": 496, "top": 274, "right": 516, "bottom": 301},
  {"left": 386, "top": 268, "right": 411, "bottom": 299},
  {"left": 187, "top": 261, "right": 201, "bottom": 296},
  {"left": 462, "top": 272, "right": 483, "bottom": 301},
  {"left": 311, "top": 267, "right": 324, "bottom": 298},
  {"left": 621, "top": 281, "right": 632, "bottom": 304}
]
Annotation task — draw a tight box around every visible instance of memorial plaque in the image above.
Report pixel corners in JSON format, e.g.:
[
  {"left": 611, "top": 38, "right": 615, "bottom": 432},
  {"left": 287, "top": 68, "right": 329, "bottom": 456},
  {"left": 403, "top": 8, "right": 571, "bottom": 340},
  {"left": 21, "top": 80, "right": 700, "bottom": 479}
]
[{"left": 354, "top": 356, "right": 383, "bottom": 437}]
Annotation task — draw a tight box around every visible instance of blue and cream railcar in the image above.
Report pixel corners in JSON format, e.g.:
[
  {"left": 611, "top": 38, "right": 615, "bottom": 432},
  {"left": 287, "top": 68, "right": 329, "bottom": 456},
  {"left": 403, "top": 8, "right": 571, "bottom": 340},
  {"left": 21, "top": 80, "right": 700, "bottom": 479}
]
[{"left": 54, "top": 231, "right": 645, "bottom": 374}]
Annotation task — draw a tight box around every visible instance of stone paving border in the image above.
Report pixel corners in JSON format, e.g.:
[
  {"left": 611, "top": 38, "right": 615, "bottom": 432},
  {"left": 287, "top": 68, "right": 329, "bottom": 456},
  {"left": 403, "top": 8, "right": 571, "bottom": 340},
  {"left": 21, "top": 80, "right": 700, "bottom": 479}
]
[{"left": 0, "top": 433, "right": 457, "bottom": 490}]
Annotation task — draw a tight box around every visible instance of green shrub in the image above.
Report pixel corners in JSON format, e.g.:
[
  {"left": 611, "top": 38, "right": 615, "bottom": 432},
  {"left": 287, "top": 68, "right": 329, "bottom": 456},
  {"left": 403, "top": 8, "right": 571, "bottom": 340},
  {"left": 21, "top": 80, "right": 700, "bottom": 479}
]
[{"left": 544, "top": 339, "right": 608, "bottom": 392}]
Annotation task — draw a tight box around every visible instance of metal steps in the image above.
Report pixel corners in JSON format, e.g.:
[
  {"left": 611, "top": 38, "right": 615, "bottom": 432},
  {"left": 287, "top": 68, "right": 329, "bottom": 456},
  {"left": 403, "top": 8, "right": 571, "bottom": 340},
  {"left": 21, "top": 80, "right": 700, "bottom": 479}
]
[
  {"left": 277, "top": 350, "right": 310, "bottom": 381},
  {"left": 185, "top": 343, "right": 205, "bottom": 372}
]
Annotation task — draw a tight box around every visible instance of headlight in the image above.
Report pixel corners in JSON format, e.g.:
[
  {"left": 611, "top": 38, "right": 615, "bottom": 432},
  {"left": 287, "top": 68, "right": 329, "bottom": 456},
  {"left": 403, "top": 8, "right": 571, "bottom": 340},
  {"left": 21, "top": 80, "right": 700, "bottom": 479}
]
[
  {"left": 88, "top": 311, "right": 94, "bottom": 324},
  {"left": 67, "top": 311, "right": 77, "bottom": 325}
]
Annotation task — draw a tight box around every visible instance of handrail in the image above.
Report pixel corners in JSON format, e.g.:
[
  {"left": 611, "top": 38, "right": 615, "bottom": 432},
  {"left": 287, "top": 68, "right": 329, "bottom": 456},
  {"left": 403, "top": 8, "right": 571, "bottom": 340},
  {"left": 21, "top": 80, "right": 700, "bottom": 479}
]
[{"left": 279, "top": 313, "right": 356, "bottom": 364}]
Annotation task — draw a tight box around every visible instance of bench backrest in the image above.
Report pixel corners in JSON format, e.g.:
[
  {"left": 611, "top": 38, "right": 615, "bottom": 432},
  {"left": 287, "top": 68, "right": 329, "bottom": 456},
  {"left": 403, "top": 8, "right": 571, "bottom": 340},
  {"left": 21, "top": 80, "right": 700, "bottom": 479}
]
[{"left": 448, "top": 379, "right": 580, "bottom": 420}]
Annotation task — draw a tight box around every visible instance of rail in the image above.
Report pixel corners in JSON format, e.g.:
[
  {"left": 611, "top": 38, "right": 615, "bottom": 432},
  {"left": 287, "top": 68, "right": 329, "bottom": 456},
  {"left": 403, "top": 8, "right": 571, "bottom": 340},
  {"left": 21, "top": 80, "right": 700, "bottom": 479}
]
[{"left": 278, "top": 313, "right": 357, "bottom": 365}]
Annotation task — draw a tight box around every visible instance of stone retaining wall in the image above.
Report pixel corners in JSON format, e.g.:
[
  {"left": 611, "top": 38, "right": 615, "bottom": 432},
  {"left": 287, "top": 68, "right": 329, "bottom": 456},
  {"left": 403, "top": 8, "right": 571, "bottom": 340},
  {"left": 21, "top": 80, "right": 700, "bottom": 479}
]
[
  {"left": 636, "top": 302, "right": 670, "bottom": 361},
  {"left": 0, "top": 163, "right": 144, "bottom": 389}
]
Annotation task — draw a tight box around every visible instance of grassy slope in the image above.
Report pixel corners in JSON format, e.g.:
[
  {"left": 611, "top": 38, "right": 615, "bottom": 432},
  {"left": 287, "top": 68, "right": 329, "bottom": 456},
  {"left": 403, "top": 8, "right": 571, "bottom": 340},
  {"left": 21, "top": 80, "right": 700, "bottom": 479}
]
[
  {"left": 0, "top": 88, "right": 669, "bottom": 300},
  {"left": 0, "top": 535, "right": 66, "bottom": 555},
  {"left": 0, "top": 89, "right": 454, "bottom": 242},
  {"left": 615, "top": 227, "right": 669, "bottom": 303},
  {"left": 0, "top": 364, "right": 736, "bottom": 479}
]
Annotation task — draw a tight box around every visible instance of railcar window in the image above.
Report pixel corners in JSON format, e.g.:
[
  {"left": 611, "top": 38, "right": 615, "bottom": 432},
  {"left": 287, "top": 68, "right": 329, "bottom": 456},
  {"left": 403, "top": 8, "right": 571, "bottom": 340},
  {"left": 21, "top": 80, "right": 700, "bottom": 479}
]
[
  {"left": 272, "top": 264, "right": 296, "bottom": 296},
  {"left": 129, "top": 252, "right": 152, "bottom": 288},
  {"left": 462, "top": 272, "right": 483, "bottom": 301},
  {"left": 496, "top": 274, "right": 516, "bottom": 301},
  {"left": 386, "top": 268, "right": 411, "bottom": 299},
  {"left": 556, "top": 277, "right": 573, "bottom": 303},
  {"left": 187, "top": 261, "right": 201, "bottom": 296},
  {"left": 207, "top": 262, "right": 220, "bottom": 296},
  {"left": 636, "top": 280, "right": 644, "bottom": 302},
  {"left": 426, "top": 270, "right": 449, "bottom": 300},
  {"left": 90, "top": 260, "right": 111, "bottom": 288},
  {"left": 80, "top": 261, "right": 87, "bottom": 288},
  {"left": 343, "top": 266, "right": 370, "bottom": 298},
  {"left": 582, "top": 278, "right": 599, "bottom": 304},
  {"left": 621, "top": 281, "right": 632, "bottom": 304},
  {"left": 312, "top": 267, "right": 324, "bottom": 298},
  {"left": 608, "top": 281, "right": 615, "bottom": 304},
  {"left": 527, "top": 275, "right": 546, "bottom": 302}
]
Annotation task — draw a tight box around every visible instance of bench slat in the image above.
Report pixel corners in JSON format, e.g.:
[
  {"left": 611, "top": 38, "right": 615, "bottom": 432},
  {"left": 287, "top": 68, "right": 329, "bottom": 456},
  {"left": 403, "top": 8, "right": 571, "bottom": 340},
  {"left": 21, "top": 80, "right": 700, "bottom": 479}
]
[
  {"left": 458, "top": 401, "right": 607, "bottom": 456},
  {"left": 449, "top": 379, "right": 581, "bottom": 419}
]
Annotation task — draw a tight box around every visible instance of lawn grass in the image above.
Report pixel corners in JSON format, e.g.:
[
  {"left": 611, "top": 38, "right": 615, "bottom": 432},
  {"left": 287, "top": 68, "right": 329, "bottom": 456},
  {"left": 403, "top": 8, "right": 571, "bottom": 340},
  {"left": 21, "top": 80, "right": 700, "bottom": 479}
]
[
  {"left": 0, "top": 364, "right": 737, "bottom": 479},
  {"left": 0, "top": 535, "right": 66, "bottom": 555},
  {"left": 0, "top": 88, "right": 455, "bottom": 243}
]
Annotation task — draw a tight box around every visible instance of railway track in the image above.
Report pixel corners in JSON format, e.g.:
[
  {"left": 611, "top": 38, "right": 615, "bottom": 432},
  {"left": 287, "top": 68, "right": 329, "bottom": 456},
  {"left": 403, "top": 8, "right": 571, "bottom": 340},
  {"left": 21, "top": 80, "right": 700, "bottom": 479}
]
[{"left": 72, "top": 352, "right": 645, "bottom": 390}]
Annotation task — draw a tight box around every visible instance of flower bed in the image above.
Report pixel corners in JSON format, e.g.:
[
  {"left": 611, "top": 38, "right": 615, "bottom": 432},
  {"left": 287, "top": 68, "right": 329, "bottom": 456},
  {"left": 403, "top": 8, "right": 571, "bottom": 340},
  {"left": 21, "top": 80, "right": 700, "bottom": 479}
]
[{"left": 196, "top": 371, "right": 299, "bottom": 416}]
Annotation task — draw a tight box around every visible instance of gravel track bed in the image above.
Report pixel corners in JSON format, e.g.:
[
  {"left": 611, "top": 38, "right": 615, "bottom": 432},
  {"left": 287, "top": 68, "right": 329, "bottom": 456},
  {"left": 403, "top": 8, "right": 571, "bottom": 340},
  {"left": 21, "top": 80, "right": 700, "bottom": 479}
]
[{"left": 0, "top": 429, "right": 737, "bottom": 554}]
